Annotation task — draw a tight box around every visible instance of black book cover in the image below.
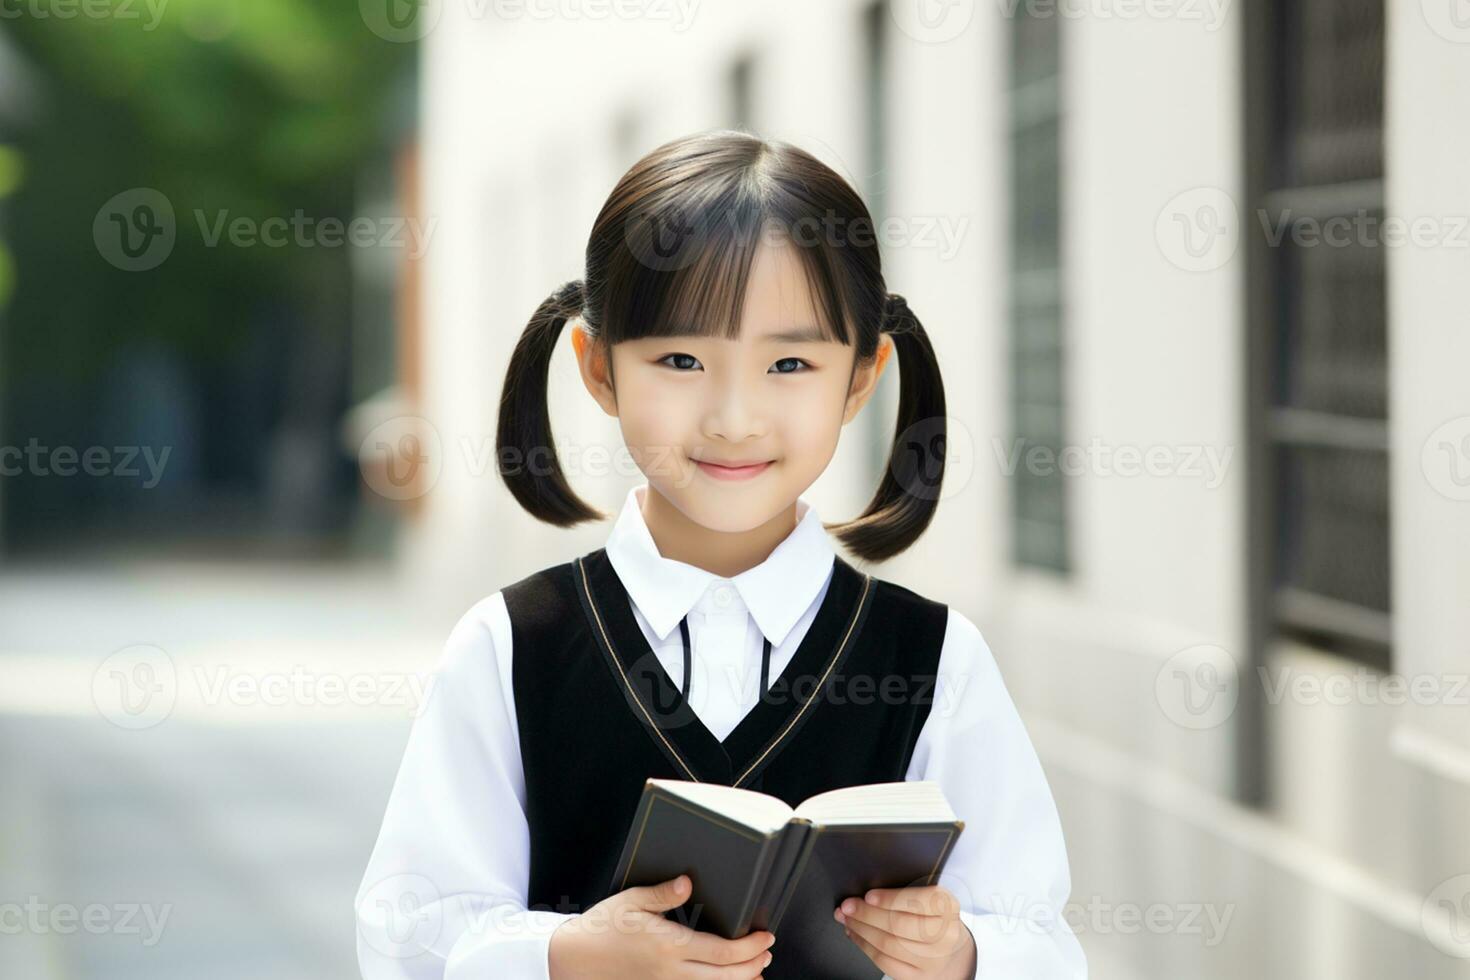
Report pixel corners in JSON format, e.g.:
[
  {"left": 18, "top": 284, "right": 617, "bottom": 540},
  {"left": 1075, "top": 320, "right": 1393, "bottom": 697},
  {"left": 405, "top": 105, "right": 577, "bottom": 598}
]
[{"left": 608, "top": 779, "right": 965, "bottom": 980}]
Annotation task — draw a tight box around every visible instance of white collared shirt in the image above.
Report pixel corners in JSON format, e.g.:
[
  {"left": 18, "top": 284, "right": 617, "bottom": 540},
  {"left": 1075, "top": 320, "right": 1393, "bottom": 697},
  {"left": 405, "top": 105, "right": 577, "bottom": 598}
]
[
  {"left": 355, "top": 484, "right": 1087, "bottom": 979},
  {"left": 604, "top": 485, "right": 837, "bottom": 742}
]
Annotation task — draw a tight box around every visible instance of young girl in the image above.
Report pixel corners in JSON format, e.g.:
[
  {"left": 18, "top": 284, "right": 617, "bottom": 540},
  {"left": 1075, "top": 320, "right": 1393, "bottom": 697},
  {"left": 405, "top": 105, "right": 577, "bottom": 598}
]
[{"left": 355, "top": 130, "right": 1085, "bottom": 980}]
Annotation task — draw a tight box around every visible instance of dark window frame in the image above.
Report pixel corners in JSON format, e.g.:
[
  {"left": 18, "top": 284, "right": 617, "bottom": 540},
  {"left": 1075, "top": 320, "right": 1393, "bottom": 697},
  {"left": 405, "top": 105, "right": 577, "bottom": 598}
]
[
  {"left": 1245, "top": 0, "right": 1391, "bottom": 681},
  {"left": 1006, "top": 4, "right": 1068, "bottom": 574}
]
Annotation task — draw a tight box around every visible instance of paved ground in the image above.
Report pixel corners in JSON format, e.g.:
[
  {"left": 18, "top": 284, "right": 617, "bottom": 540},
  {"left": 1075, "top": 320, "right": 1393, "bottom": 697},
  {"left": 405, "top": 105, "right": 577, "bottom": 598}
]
[
  {"left": 1, "top": 715, "right": 409, "bottom": 979},
  {"left": 0, "top": 561, "right": 446, "bottom": 980}
]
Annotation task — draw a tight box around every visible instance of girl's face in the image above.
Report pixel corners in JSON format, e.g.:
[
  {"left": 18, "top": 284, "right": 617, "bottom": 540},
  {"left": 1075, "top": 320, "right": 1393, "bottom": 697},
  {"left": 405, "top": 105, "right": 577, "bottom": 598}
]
[{"left": 574, "top": 239, "right": 890, "bottom": 534}]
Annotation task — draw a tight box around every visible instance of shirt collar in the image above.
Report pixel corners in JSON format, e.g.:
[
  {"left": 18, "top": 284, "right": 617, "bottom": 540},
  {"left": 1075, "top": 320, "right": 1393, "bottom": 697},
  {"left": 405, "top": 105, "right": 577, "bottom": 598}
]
[{"left": 603, "top": 483, "right": 835, "bottom": 648}]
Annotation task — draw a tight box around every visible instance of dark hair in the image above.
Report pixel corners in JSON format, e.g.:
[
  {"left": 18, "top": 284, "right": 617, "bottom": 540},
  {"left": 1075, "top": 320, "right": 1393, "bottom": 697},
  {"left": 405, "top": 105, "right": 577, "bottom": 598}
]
[{"left": 496, "top": 129, "right": 947, "bottom": 562}]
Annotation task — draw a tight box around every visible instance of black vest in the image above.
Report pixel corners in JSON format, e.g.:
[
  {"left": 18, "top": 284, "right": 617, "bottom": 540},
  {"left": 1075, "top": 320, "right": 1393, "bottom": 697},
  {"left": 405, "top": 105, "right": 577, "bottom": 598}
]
[{"left": 503, "top": 547, "right": 948, "bottom": 921}]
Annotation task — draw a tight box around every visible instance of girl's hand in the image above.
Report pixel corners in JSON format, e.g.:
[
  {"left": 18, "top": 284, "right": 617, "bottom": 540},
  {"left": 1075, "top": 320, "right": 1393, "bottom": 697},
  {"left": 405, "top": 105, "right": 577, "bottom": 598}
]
[
  {"left": 833, "top": 885, "right": 977, "bottom": 980},
  {"left": 549, "top": 874, "right": 776, "bottom": 980}
]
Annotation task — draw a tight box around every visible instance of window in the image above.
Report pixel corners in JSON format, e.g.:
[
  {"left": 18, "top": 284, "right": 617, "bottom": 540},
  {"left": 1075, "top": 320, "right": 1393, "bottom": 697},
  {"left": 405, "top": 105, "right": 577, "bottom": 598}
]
[
  {"left": 862, "top": 2, "right": 889, "bottom": 228},
  {"left": 612, "top": 109, "right": 643, "bottom": 173},
  {"left": 862, "top": 1, "right": 895, "bottom": 483},
  {"left": 1007, "top": 6, "right": 1067, "bottom": 572},
  {"left": 1247, "top": 0, "right": 1389, "bottom": 668},
  {"left": 728, "top": 53, "right": 755, "bottom": 132}
]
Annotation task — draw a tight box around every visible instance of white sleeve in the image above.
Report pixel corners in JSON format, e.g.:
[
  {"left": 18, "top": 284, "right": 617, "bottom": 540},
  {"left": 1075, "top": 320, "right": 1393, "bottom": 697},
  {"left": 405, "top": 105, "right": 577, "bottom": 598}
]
[
  {"left": 904, "top": 608, "right": 1088, "bottom": 980},
  {"left": 354, "top": 592, "right": 577, "bottom": 980}
]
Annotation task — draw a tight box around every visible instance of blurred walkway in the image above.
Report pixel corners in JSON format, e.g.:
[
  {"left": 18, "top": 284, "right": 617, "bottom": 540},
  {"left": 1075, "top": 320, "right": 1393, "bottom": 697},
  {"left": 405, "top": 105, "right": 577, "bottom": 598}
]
[{"left": 0, "top": 562, "right": 446, "bottom": 980}]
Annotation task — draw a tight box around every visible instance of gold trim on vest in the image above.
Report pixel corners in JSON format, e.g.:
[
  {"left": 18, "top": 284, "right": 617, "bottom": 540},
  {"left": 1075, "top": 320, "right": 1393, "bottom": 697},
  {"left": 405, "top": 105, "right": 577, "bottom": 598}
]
[{"left": 574, "top": 553, "right": 873, "bottom": 787}]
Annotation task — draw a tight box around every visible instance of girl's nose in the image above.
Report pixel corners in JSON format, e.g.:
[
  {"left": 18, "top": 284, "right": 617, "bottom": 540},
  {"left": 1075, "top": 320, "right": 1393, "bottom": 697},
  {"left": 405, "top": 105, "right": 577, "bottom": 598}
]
[{"left": 702, "top": 378, "right": 767, "bottom": 442}]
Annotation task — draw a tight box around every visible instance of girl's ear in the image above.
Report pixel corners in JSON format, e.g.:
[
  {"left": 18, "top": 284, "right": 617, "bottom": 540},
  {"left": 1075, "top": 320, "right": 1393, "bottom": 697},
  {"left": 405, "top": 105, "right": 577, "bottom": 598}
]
[
  {"left": 571, "top": 321, "right": 619, "bottom": 418},
  {"left": 842, "top": 333, "right": 893, "bottom": 424}
]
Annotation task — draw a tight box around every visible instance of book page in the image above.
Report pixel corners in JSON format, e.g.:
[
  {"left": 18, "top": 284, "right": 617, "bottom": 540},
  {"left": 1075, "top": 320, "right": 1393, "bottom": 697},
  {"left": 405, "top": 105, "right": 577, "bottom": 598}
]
[
  {"left": 794, "top": 780, "right": 957, "bottom": 825},
  {"left": 650, "top": 779, "right": 795, "bottom": 834}
]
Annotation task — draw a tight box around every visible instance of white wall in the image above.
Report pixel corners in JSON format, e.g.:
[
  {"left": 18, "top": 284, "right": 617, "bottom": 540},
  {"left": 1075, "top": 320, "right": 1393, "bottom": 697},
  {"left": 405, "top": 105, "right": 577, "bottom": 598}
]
[{"left": 1387, "top": 0, "right": 1470, "bottom": 768}]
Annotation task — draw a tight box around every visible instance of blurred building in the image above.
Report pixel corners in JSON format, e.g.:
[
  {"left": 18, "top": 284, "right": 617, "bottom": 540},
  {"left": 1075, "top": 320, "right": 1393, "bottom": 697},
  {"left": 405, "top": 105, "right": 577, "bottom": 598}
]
[
  {"left": 0, "top": 16, "right": 417, "bottom": 561},
  {"left": 0, "top": 27, "right": 38, "bottom": 552},
  {"left": 404, "top": 1, "right": 1470, "bottom": 977}
]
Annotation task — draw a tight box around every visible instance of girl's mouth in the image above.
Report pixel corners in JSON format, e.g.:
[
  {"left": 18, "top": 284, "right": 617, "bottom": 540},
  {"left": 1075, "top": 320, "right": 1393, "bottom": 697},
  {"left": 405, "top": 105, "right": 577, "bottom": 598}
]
[{"left": 694, "top": 458, "right": 774, "bottom": 481}]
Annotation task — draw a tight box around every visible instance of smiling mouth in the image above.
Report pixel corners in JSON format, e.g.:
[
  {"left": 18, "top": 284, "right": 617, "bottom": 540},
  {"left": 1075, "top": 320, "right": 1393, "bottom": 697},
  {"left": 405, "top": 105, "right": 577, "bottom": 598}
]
[{"left": 693, "top": 458, "right": 775, "bottom": 481}]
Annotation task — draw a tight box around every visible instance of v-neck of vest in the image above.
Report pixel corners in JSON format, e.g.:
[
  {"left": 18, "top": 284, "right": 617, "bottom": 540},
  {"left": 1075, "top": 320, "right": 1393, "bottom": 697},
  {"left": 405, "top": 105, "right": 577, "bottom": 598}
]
[{"left": 573, "top": 547, "right": 875, "bottom": 788}]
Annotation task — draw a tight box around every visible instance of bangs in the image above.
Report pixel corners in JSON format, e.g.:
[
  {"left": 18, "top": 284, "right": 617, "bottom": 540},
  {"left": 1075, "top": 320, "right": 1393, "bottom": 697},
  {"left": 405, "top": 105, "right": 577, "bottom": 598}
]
[{"left": 603, "top": 181, "right": 855, "bottom": 348}]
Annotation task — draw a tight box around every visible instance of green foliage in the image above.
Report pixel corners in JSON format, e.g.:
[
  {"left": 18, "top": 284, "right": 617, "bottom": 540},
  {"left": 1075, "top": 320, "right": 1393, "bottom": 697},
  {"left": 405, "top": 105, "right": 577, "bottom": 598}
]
[
  {"left": 0, "top": 144, "right": 21, "bottom": 198},
  {"left": 3, "top": 0, "right": 416, "bottom": 381},
  {"left": 0, "top": 144, "right": 19, "bottom": 308}
]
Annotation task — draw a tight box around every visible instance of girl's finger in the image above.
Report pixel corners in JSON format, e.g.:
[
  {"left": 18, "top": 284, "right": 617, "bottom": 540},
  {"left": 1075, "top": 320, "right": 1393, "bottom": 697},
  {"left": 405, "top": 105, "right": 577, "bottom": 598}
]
[
  {"left": 839, "top": 899, "right": 948, "bottom": 943},
  {"left": 684, "top": 946, "right": 774, "bottom": 980},
  {"left": 862, "top": 885, "right": 960, "bottom": 916},
  {"left": 843, "top": 914, "right": 938, "bottom": 966},
  {"left": 675, "top": 928, "right": 776, "bottom": 968},
  {"left": 844, "top": 920, "right": 920, "bottom": 978}
]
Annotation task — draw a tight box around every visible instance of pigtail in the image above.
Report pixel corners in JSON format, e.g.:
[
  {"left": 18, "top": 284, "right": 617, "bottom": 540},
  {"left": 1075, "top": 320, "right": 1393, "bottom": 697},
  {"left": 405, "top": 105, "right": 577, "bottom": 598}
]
[
  {"left": 831, "top": 293, "right": 948, "bottom": 563},
  {"left": 496, "top": 279, "right": 606, "bottom": 526}
]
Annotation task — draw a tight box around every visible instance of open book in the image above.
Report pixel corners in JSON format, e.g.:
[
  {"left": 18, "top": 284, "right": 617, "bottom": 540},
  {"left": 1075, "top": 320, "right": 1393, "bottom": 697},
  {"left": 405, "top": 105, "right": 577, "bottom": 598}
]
[{"left": 609, "top": 778, "right": 964, "bottom": 980}]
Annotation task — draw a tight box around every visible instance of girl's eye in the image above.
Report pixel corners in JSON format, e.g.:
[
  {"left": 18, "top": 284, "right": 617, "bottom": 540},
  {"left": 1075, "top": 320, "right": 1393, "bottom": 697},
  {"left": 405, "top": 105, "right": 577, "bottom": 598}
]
[
  {"left": 656, "top": 353, "right": 810, "bottom": 373},
  {"left": 658, "top": 353, "right": 702, "bottom": 371}
]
